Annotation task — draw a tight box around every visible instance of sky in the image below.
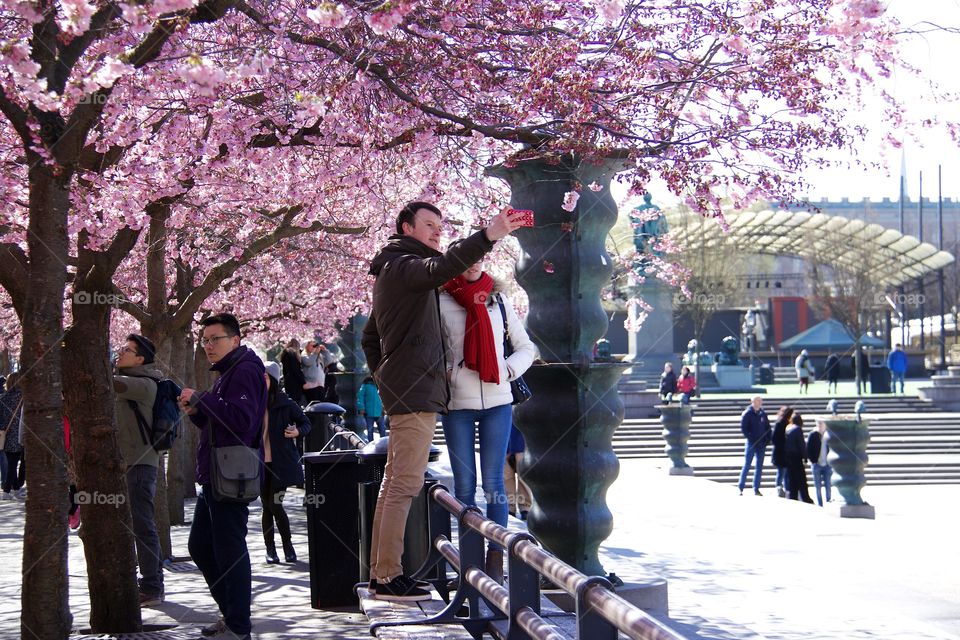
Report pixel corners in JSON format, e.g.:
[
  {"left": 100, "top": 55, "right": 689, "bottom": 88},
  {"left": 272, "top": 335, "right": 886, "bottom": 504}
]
[
  {"left": 801, "top": 0, "right": 960, "bottom": 202},
  {"left": 613, "top": 1, "right": 960, "bottom": 209}
]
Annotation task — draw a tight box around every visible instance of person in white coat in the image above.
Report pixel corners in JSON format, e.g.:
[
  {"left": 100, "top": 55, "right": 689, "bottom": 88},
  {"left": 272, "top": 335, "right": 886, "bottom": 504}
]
[{"left": 439, "top": 248, "right": 535, "bottom": 584}]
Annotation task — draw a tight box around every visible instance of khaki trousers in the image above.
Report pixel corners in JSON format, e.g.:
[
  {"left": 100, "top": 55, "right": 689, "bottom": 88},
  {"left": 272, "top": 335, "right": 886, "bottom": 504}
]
[{"left": 369, "top": 411, "right": 436, "bottom": 581}]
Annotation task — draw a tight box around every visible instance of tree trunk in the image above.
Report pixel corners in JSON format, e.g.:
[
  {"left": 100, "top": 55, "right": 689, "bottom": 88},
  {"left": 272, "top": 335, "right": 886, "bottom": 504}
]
[
  {"left": 164, "top": 326, "right": 193, "bottom": 526},
  {"left": 63, "top": 295, "right": 142, "bottom": 633},
  {"left": 20, "top": 166, "right": 72, "bottom": 639}
]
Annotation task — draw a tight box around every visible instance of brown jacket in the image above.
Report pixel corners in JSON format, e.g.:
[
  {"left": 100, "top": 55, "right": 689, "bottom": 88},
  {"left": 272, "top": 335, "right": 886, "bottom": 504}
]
[{"left": 362, "top": 230, "right": 494, "bottom": 415}]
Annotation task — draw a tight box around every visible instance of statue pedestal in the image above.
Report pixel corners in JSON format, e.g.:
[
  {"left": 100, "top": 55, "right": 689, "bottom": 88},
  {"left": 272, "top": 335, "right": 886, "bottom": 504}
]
[
  {"left": 918, "top": 366, "right": 960, "bottom": 410},
  {"left": 628, "top": 281, "right": 675, "bottom": 371},
  {"left": 711, "top": 364, "right": 753, "bottom": 388}
]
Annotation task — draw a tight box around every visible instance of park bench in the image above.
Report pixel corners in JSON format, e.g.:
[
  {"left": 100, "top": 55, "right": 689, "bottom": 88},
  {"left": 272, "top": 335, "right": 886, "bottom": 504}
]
[{"left": 356, "top": 485, "right": 686, "bottom": 640}]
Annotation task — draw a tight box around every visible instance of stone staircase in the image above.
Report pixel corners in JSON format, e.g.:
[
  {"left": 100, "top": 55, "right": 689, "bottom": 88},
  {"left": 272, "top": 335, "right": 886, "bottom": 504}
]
[
  {"left": 431, "top": 396, "right": 960, "bottom": 487},
  {"left": 771, "top": 366, "right": 798, "bottom": 383},
  {"left": 611, "top": 396, "right": 960, "bottom": 486}
]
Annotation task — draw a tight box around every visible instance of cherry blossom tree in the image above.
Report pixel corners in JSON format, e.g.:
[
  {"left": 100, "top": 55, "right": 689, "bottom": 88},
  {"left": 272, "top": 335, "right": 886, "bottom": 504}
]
[{"left": 0, "top": 1, "right": 953, "bottom": 637}]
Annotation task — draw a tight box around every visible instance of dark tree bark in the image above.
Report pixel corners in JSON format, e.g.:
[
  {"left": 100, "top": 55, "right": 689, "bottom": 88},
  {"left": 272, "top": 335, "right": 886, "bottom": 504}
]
[
  {"left": 63, "top": 232, "right": 142, "bottom": 633},
  {"left": 19, "top": 163, "right": 73, "bottom": 640}
]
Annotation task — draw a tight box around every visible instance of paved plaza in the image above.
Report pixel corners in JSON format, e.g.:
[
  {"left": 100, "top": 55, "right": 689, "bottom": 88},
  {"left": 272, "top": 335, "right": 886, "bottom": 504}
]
[{"left": 1, "top": 452, "right": 958, "bottom": 639}]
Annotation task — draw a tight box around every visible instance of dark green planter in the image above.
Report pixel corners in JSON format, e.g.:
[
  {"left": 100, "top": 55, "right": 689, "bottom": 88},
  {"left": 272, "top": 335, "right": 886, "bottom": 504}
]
[
  {"left": 489, "top": 155, "right": 630, "bottom": 576},
  {"left": 824, "top": 417, "right": 875, "bottom": 518},
  {"left": 659, "top": 405, "right": 694, "bottom": 475}
]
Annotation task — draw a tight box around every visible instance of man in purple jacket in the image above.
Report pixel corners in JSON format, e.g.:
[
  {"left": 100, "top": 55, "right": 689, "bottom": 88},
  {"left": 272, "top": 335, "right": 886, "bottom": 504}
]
[{"left": 179, "top": 313, "right": 266, "bottom": 640}]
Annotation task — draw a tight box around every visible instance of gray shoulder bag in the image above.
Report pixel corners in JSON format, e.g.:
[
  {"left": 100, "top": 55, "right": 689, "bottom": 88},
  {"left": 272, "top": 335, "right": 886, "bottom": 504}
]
[{"left": 208, "top": 421, "right": 261, "bottom": 503}]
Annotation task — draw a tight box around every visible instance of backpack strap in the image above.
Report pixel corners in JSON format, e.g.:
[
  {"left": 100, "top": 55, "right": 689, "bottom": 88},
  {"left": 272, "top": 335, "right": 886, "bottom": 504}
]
[{"left": 127, "top": 400, "right": 152, "bottom": 446}]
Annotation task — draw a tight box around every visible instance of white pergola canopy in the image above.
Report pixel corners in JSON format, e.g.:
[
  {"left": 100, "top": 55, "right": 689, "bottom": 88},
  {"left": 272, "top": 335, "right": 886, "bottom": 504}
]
[{"left": 666, "top": 209, "right": 955, "bottom": 288}]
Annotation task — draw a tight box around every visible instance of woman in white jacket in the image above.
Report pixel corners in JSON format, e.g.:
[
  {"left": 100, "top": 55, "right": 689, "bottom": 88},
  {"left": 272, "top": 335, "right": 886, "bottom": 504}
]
[{"left": 440, "top": 250, "right": 535, "bottom": 583}]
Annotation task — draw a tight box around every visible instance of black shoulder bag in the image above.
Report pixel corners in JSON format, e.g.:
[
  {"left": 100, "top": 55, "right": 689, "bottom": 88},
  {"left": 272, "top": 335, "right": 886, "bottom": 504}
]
[{"left": 496, "top": 295, "right": 532, "bottom": 406}]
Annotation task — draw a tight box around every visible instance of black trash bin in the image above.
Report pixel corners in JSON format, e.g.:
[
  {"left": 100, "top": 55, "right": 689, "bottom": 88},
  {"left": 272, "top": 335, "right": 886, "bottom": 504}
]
[
  {"left": 303, "top": 449, "right": 371, "bottom": 608},
  {"left": 304, "top": 435, "right": 445, "bottom": 608},
  {"left": 869, "top": 365, "right": 891, "bottom": 394},
  {"left": 357, "top": 437, "right": 444, "bottom": 583},
  {"left": 303, "top": 402, "right": 346, "bottom": 452},
  {"left": 758, "top": 364, "right": 775, "bottom": 385}
]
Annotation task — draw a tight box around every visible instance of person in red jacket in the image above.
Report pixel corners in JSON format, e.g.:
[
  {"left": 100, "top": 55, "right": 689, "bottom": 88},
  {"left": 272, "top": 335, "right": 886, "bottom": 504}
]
[{"left": 676, "top": 366, "right": 696, "bottom": 404}]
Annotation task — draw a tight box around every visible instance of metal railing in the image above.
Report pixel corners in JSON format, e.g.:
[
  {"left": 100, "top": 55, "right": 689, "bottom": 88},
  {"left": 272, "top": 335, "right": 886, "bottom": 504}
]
[{"left": 368, "top": 484, "right": 686, "bottom": 640}]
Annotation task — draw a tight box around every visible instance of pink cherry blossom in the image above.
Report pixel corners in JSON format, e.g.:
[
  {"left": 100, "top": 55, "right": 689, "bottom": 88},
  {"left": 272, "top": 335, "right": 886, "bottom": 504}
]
[
  {"left": 306, "top": 3, "right": 351, "bottom": 28},
  {"left": 561, "top": 191, "right": 580, "bottom": 212}
]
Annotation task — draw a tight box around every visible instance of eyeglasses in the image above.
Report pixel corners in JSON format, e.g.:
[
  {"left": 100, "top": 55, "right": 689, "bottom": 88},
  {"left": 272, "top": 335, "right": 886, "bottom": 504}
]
[
  {"left": 118, "top": 346, "right": 138, "bottom": 355},
  {"left": 200, "top": 335, "right": 232, "bottom": 347}
]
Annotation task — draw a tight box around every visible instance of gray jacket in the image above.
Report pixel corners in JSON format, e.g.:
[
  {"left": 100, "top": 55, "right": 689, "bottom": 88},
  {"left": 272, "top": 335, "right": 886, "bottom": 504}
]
[{"left": 114, "top": 364, "right": 162, "bottom": 468}]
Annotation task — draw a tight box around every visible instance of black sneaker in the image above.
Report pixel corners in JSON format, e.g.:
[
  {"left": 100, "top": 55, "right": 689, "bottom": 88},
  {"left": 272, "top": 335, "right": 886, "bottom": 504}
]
[
  {"left": 373, "top": 574, "right": 431, "bottom": 602},
  {"left": 369, "top": 577, "right": 431, "bottom": 591}
]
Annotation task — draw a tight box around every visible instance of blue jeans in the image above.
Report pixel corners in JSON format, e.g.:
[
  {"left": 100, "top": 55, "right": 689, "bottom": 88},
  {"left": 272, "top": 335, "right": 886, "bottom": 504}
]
[
  {"left": 811, "top": 463, "right": 833, "bottom": 506},
  {"left": 365, "top": 416, "right": 386, "bottom": 440},
  {"left": 127, "top": 465, "right": 163, "bottom": 595},
  {"left": 775, "top": 466, "right": 787, "bottom": 491},
  {"left": 441, "top": 404, "right": 513, "bottom": 548},
  {"left": 189, "top": 486, "right": 252, "bottom": 635},
  {"left": 890, "top": 370, "right": 905, "bottom": 394},
  {"left": 738, "top": 442, "right": 766, "bottom": 492},
  {"left": 680, "top": 393, "right": 691, "bottom": 405}
]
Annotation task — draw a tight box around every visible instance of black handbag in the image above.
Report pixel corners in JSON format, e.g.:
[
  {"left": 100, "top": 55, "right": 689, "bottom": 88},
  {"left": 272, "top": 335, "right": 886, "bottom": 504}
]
[{"left": 497, "top": 296, "right": 532, "bottom": 406}]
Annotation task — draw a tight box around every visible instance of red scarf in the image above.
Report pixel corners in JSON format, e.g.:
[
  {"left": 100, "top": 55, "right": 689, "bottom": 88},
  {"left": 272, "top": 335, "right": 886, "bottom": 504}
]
[{"left": 444, "top": 273, "right": 499, "bottom": 383}]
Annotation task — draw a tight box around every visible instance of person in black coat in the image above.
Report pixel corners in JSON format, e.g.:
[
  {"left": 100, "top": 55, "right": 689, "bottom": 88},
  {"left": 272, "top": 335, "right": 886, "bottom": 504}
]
[
  {"left": 659, "top": 362, "right": 678, "bottom": 404},
  {"left": 322, "top": 362, "right": 339, "bottom": 404},
  {"left": 280, "top": 339, "right": 306, "bottom": 406},
  {"left": 262, "top": 363, "right": 311, "bottom": 563},
  {"left": 771, "top": 406, "right": 794, "bottom": 498},
  {"left": 824, "top": 353, "right": 840, "bottom": 394},
  {"left": 784, "top": 413, "right": 814, "bottom": 504}
]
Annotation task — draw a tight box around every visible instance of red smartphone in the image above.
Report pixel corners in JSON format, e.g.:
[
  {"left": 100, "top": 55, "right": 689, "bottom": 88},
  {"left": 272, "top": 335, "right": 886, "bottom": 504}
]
[{"left": 508, "top": 208, "right": 535, "bottom": 227}]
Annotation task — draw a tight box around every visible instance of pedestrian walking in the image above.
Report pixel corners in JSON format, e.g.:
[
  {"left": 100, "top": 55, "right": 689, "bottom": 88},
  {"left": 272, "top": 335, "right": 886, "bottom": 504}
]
[
  {"left": 795, "top": 349, "right": 814, "bottom": 394},
  {"left": 824, "top": 352, "right": 840, "bottom": 394},
  {"left": 261, "top": 362, "right": 310, "bottom": 564},
  {"left": 887, "top": 343, "right": 908, "bottom": 395},
  {"left": 357, "top": 376, "right": 385, "bottom": 441}
]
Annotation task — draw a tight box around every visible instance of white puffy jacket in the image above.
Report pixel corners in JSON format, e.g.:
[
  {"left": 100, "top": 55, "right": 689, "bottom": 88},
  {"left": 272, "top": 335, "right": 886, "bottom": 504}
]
[{"left": 440, "top": 288, "right": 537, "bottom": 411}]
